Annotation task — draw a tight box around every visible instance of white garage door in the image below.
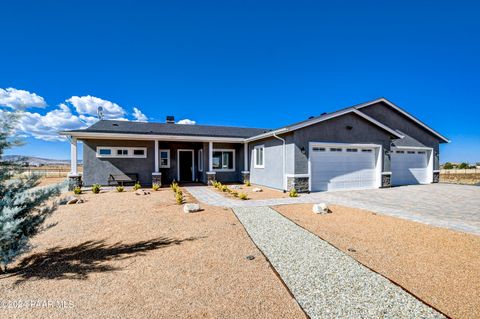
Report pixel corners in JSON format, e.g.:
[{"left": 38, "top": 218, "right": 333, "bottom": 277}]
[
  {"left": 310, "top": 145, "right": 378, "bottom": 192},
  {"left": 391, "top": 149, "right": 429, "bottom": 186}
]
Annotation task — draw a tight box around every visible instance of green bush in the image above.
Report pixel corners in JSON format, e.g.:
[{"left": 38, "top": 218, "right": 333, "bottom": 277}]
[
  {"left": 73, "top": 186, "right": 82, "bottom": 195},
  {"left": 116, "top": 186, "right": 124, "bottom": 192},
  {"left": 170, "top": 182, "right": 179, "bottom": 193},
  {"left": 443, "top": 162, "right": 454, "bottom": 170},
  {"left": 175, "top": 192, "right": 184, "bottom": 204},
  {"left": 289, "top": 188, "right": 298, "bottom": 197},
  {"left": 221, "top": 185, "right": 229, "bottom": 192},
  {"left": 239, "top": 193, "right": 248, "bottom": 200},
  {"left": 92, "top": 184, "right": 101, "bottom": 194},
  {"left": 152, "top": 183, "right": 160, "bottom": 191},
  {"left": 244, "top": 180, "right": 251, "bottom": 187},
  {"left": 133, "top": 182, "right": 142, "bottom": 191}
]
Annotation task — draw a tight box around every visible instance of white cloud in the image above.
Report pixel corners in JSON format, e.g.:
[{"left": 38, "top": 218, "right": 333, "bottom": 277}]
[
  {"left": 177, "top": 119, "right": 196, "bottom": 125},
  {"left": 132, "top": 107, "right": 148, "bottom": 122},
  {"left": 1, "top": 89, "right": 150, "bottom": 142},
  {"left": 66, "top": 95, "right": 126, "bottom": 119},
  {"left": 0, "top": 88, "right": 47, "bottom": 110}
]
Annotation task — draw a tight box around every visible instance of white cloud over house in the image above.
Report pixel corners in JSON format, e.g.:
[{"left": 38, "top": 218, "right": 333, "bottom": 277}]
[
  {"left": 177, "top": 118, "right": 196, "bottom": 125},
  {"left": 0, "top": 88, "right": 47, "bottom": 110},
  {"left": 0, "top": 88, "right": 150, "bottom": 142}
]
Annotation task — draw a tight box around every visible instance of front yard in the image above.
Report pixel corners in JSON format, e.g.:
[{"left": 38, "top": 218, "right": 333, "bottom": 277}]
[
  {"left": 274, "top": 204, "right": 480, "bottom": 319},
  {"left": 0, "top": 188, "right": 304, "bottom": 318}
]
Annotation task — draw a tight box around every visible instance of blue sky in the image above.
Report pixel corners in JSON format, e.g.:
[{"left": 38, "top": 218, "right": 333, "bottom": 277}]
[{"left": 1, "top": 0, "right": 479, "bottom": 163}]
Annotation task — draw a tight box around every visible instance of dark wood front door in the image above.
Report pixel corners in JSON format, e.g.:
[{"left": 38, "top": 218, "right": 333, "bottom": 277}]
[{"left": 178, "top": 150, "right": 193, "bottom": 182}]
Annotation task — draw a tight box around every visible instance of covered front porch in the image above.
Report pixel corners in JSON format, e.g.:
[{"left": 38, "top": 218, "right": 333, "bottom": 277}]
[{"left": 67, "top": 137, "right": 250, "bottom": 186}]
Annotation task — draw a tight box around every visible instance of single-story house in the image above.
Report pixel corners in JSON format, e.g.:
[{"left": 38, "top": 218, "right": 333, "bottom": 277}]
[{"left": 61, "top": 98, "right": 449, "bottom": 192}]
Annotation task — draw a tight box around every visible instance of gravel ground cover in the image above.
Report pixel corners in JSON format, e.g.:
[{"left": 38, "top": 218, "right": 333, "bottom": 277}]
[
  {"left": 233, "top": 206, "right": 443, "bottom": 319},
  {"left": 275, "top": 204, "right": 480, "bottom": 319},
  {"left": 0, "top": 189, "right": 304, "bottom": 319}
]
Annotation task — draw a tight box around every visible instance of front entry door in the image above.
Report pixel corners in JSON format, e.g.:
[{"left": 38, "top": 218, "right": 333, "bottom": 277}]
[{"left": 178, "top": 150, "right": 194, "bottom": 182}]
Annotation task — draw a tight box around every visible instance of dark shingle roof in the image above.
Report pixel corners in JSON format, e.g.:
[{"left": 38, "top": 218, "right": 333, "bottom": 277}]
[
  {"left": 391, "top": 131, "right": 427, "bottom": 148},
  {"left": 66, "top": 120, "right": 269, "bottom": 138}
]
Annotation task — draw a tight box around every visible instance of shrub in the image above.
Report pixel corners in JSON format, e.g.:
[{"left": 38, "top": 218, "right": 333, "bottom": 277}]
[
  {"left": 214, "top": 182, "right": 222, "bottom": 189},
  {"left": 133, "top": 182, "right": 142, "bottom": 191},
  {"left": 231, "top": 191, "right": 239, "bottom": 197},
  {"left": 0, "top": 112, "right": 63, "bottom": 272},
  {"left": 221, "top": 185, "right": 229, "bottom": 192},
  {"left": 289, "top": 188, "right": 298, "bottom": 197},
  {"left": 239, "top": 193, "right": 248, "bottom": 200},
  {"left": 443, "top": 162, "right": 454, "bottom": 170},
  {"left": 244, "top": 180, "right": 251, "bottom": 187},
  {"left": 92, "top": 184, "right": 101, "bottom": 194},
  {"left": 73, "top": 186, "right": 82, "bottom": 195},
  {"left": 170, "top": 182, "right": 179, "bottom": 192},
  {"left": 116, "top": 186, "right": 124, "bottom": 192},
  {"left": 175, "top": 192, "right": 184, "bottom": 204},
  {"left": 152, "top": 183, "right": 160, "bottom": 191}
]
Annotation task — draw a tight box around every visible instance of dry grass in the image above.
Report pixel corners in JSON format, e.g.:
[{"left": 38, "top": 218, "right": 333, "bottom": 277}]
[
  {"left": 37, "top": 177, "right": 67, "bottom": 187},
  {"left": 0, "top": 189, "right": 304, "bottom": 319},
  {"left": 210, "top": 183, "right": 290, "bottom": 200},
  {"left": 440, "top": 173, "right": 480, "bottom": 185},
  {"left": 274, "top": 204, "right": 480, "bottom": 319}
]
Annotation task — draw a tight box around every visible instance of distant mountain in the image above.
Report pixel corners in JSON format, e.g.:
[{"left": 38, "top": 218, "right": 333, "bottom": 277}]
[{"left": 2, "top": 155, "right": 82, "bottom": 166}]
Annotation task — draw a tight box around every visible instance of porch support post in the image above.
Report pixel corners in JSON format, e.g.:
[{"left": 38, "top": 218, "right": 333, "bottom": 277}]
[
  {"left": 206, "top": 141, "right": 216, "bottom": 185},
  {"left": 154, "top": 140, "right": 159, "bottom": 173},
  {"left": 243, "top": 142, "right": 248, "bottom": 171},
  {"left": 208, "top": 141, "right": 213, "bottom": 171},
  {"left": 69, "top": 137, "right": 78, "bottom": 175}
]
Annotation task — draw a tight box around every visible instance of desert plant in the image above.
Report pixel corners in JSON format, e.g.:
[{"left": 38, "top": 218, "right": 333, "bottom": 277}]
[
  {"left": 73, "top": 186, "right": 82, "bottom": 195},
  {"left": 170, "top": 182, "right": 179, "bottom": 192},
  {"left": 238, "top": 193, "right": 248, "bottom": 200},
  {"left": 289, "top": 188, "right": 298, "bottom": 197},
  {"left": 92, "top": 184, "right": 101, "bottom": 194},
  {"left": 221, "top": 185, "right": 229, "bottom": 192},
  {"left": 244, "top": 180, "right": 251, "bottom": 187},
  {"left": 133, "top": 182, "right": 141, "bottom": 191},
  {"left": 152, "top": 183, "right": 160, "bottom": 191},
  {"left": 116, "top": 185, "right": 124, "bottom": 192},
  {"left": 443, "top": 162, "right": 454, "bottom": 170},
  {"left": 231, "top": 191, "right": 239, "bottom": 197},
  {"left": 175, "top": 191, "right": 184, "bottom": 204},
  {"left": 0, "top": 112, "right": 63, "bottom": 272},
  {"left": 458, "top": 162, "right": 470, "bottom": 169}
]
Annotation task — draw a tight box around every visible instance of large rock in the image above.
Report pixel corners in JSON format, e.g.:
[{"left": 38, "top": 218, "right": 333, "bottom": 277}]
[
  {"left": 252, "top": 187, "right": 263, "bottom": 192},
  {"left": 312, "top": 203, "right": 330, "bottom": 214},
  {"left": 135, "top": 189, "right": 150, "bottom": 195},
  {"left": 183, "top": 203, "right": 201, "bottom": 213},
  {"left": 231, "top": 185, "right": 242, "bottom": 190},
  {"left": 67, "top": 197, "right": 79, "bottom": 205}
]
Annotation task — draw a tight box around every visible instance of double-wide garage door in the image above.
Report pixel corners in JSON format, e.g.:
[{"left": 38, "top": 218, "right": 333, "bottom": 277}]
[
  {"left": 391, "top": 148, "right": 429, "bottom": 186},
  {"left": 310, "top": 145, "right": 377, "bottom": 192}
]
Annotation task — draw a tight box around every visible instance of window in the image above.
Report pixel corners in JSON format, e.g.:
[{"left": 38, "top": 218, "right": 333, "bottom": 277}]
[
  {"left": 312, "top": 147, "right": 326, "bottom": 152},
  {"left": 346, "top": 148, "right": 358, "bottom": 152},
  {"left": 117, "top": 149, "right": 128, "bottom": 156},
  {"left": 198, "top": 149, "right": 204, "bottom": 172},
  {"left": 96, "top": 147, "right": 147, "bottom": 158},
  {"left": 396, "top": 150, "right": 405, "bottom": 154},
  {"left": 99, "top": 148, "right": 112, "bottom": 156},
  {"left": 212, "top": 149, "right": 235, "bottom": 171},
  {"left": 133, "top": 149, "right": 145, "bottom": 156},
  {"left": 418, "top": 151, "right": 426, "bottom": 154},
  {"left": 361, "top": 149, "right": 372, "bottom": 153},
  {"left": 330, "top": 148, "right": 342, "bottom": 152},
  {"left": 254, "top": 145, "right": 264, "bottom": 168},
  {"left": 407, "top": 151, "right": 415, "bottom": 154},
  {"left": 159, "top": 150, "right": 170, "bottom": 168}
]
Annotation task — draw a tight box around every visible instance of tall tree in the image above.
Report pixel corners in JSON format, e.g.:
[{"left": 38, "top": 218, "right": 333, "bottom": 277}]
[{"left": 0, "top": 111, "right": 64, "bottom": 273}]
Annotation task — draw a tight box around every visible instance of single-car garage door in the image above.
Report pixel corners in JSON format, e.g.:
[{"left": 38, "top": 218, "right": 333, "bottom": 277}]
[
  {"left": 391, "top": 148, "right": 430, "bottom": 186},
  {"left": 310, "top": 145, "right": 378, "bottom": 192}
]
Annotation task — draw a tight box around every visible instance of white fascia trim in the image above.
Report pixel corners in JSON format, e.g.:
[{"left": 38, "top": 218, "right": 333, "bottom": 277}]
[
  {"left": 355, "top": 98, "right": 450, "bottom": 143},
  {"left": 60, "top": 131, "right": 245, "bottom": 143},
  {"left": 310, "top": 142, "right": 382, "bottom": 149},
  {"left": 245, "top": 108, "right": 403, "bottom": 142},
  {"left": 285, "top": 174, "right": 310, "bottom": 178}
]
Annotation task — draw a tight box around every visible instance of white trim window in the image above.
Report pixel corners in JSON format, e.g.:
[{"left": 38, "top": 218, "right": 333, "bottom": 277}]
[
  {"left": 254, "top": 145, "right": 265, "bottom": 168},
  {"left": 212, "top": 149, "right": 235, "bottom": 172},
  {"left": 198, "top": 149, "right": 204, "bottom": 172},
  {"left": 96, "top": 147, "right": 147, "bottom": 158},
  {"left": 159, "top": 149, "right": 170, "bottom": 168}
]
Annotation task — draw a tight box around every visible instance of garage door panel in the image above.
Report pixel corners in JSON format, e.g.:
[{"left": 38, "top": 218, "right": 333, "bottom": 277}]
[
  {"left": 310, "top": 146, "right": 377, "bottom": 192},
  {"left": 391, "top": 149, "right": 429, "bottom": 186}
]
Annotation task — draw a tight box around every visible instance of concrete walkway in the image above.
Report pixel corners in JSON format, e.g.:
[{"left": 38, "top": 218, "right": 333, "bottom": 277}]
[
  {"left": 185, "top": 184, "right": 480, "bottom": 235},
  {"left": 233, "top": 206, "right": 443, "bottom": 319}
]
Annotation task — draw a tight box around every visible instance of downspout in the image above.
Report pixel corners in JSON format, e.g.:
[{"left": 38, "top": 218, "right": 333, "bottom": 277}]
[{"left": 272, "top": 132, "right": 286, "bottom": 191}]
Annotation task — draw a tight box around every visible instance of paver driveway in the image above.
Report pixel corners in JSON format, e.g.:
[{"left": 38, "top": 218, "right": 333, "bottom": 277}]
[{"left": 186, "top": 184, "right": 480, "bottom": 235}]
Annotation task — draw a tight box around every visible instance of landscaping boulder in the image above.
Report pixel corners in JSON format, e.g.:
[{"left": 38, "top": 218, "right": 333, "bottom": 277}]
[
  {"left": 231, "top": 185, "right": 242, "bottom": 190},
  {"left": 183, "top": 203, "right": 201, "bottom": 214},
  {"left": 312, "top": 203, "right": 330, "bottom": 214},
  {"left": 67, "top": 197, "right": 79, "bottom": 205},
  {"left": 135, "top": 189, "right": 150, "bottom": 196},
  {"left": 252, "top": 187, "right": 263, "bottom": 192}
]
